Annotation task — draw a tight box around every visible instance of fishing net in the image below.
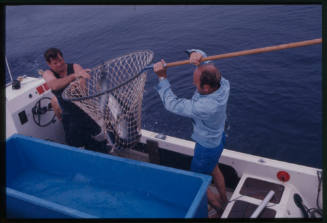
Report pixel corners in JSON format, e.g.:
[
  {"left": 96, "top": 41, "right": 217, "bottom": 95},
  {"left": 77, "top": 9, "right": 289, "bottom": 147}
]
[{"left": 62, "top": 50, "right": 154, "bottom": 150}]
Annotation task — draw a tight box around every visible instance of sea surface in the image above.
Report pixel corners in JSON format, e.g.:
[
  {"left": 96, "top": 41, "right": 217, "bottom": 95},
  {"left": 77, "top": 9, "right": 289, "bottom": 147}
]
[{"left": 5, "top": 5, "right": 322, "bottom": 168}]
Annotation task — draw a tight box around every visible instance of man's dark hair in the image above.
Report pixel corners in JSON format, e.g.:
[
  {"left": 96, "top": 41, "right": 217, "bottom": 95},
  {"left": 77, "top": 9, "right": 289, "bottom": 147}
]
[
  {"left": 200, "top": 67, "right": 221, "bottom": 90},
  {"left": 44, "top": 48, "right": 63, "bottom": 63}
]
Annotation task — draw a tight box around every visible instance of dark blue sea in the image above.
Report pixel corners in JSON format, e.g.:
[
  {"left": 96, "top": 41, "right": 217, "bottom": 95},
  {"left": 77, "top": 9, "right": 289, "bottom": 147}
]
[{"left": 5, "top": 5, "right": 322, "bottom": 168}]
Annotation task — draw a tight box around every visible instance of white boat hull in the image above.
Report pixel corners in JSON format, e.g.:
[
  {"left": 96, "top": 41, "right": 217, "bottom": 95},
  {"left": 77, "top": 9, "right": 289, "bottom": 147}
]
[{"left": 6, "top": 76, "right": 322, "bottom": 218}]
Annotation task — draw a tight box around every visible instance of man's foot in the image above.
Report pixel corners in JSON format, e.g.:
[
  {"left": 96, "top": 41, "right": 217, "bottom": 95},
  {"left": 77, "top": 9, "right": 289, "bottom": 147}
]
[
  {"left": 216, "top": 193, "right": 228, "bottom": 209},
  {"left": 208, "top": 206, "right": 218, "bottom": 218},
  {"left": 208, "top": 205, "right": 224, "bottom": 218},
  {"left": 91, "top": 129, "right": 107, "bottom": 142}
]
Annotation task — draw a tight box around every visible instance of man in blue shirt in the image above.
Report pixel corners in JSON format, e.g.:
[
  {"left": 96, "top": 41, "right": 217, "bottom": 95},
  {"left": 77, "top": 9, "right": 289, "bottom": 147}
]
[{"left": 153, "top": 50, "right": 230, "bottom": 214}]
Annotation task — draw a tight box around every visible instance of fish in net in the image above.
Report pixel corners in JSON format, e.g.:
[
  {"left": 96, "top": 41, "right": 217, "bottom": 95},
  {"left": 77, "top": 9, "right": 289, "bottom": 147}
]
[{"left": 62, "top": 50, "right": 154, "bottom": 150}]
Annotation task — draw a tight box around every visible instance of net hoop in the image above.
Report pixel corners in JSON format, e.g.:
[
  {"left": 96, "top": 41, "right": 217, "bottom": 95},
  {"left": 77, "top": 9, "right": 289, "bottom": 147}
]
[{"left": 62, "top": 50, "right": 153, "bottom": 101}]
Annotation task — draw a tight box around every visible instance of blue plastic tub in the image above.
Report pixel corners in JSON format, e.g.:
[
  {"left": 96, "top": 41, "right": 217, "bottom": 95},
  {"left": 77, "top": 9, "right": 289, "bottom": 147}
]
[{"left": 6, "top": 134, "right": 211, "bottom": 218}]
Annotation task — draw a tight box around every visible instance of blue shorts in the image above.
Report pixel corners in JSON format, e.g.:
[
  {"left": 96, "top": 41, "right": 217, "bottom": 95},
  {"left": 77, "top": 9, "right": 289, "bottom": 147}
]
[{"left": 190, "top": 133, "right": 225, "bottom": 175}]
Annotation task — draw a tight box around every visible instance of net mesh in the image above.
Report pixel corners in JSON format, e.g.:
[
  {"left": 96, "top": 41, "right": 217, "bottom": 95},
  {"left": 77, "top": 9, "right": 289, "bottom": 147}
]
[{"left": 62, "top": 50, "right": 154, "bottom": 150}]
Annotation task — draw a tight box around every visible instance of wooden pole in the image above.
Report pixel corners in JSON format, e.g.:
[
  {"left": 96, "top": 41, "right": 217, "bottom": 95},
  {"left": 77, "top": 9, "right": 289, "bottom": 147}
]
[{"left": 165, "top": 38, "right": 322, "bottom": 68}]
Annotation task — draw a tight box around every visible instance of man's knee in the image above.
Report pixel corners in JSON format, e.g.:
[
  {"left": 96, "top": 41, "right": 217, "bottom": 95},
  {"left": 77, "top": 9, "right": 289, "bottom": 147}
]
[{"left": 211, "top": 164, "right": 219, "bottom": 175}]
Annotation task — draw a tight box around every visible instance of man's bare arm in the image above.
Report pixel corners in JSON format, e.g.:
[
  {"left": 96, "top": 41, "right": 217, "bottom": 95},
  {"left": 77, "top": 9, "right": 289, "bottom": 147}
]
[
  {"left": 42, "top": 64, "right": 91, "bottom": 91},
  {"left": 51, "top": 96, "right": 62, "bottom": 120},
  {"left": 43, "top": 70, "right": 76, "bottom": 91}
]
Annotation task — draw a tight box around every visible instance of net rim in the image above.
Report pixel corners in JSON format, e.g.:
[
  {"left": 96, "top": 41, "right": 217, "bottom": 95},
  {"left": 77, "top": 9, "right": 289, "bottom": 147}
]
[{"left": 62, "top": 50, "right": 153, "bottom": 102}]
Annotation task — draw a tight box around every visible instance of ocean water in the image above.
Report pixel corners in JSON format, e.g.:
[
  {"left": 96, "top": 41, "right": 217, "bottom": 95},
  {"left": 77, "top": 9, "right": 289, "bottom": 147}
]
[{"left": 5, "top": 5, "right": 322, "bottom": 168}]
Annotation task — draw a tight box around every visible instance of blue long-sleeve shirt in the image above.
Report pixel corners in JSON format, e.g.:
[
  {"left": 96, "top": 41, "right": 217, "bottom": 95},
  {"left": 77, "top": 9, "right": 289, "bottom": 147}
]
[{"left": 156, "top": 77, "right": 230, "bottom": 148}]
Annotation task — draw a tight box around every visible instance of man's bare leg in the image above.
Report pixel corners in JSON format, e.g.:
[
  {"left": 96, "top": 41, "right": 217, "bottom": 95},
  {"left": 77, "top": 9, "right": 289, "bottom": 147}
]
[{"left": 212, "top": 164, "right": 227, "bottom": 206}]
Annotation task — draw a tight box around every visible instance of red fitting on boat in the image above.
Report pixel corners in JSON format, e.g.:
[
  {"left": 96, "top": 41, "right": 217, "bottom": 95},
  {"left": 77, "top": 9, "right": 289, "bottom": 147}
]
[
  {"left": 277, "top": 171, "right": 290, "bottom": 182},
  {"left": 36, "top": 85, "right": 44, "bottom": 94}
]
